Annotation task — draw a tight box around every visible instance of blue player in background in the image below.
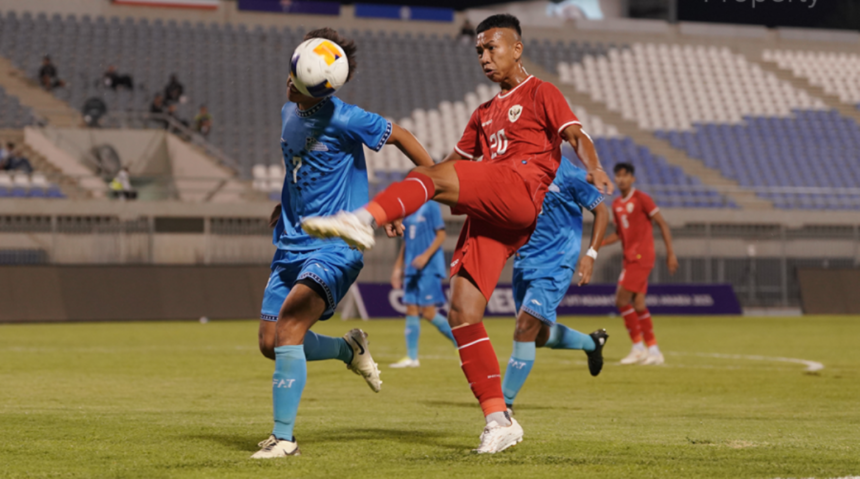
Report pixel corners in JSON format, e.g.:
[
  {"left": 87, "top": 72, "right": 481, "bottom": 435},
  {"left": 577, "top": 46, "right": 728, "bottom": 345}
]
[
  {"left": 253, "top": 28, "right": 435, "bottom": 459},
  {"left": 501, "top": 159, "right": 611, "bottom": 413},
  {"left": 389, "top": 201, "right": 456, "bottom": 368}
]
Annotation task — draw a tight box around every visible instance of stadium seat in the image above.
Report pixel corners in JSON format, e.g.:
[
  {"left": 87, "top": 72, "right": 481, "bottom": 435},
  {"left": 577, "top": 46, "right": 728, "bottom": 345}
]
[
  {"left": 11, "top": 172, "right": 30, "bottom": 197},
  {"left": 0, "top": 172, "right": 12, "bottom": 197}
]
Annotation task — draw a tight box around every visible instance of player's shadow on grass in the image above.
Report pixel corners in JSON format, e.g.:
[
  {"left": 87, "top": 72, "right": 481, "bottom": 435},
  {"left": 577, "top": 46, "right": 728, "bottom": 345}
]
[
  {"left": 306, "top": 427, "right": 468, "bottom": 450},
  {"left": 190, "top": 428, "right": 468, "bottom": 451},
  {"left": 420, "top": 400, "right": 580, "bottom": 412}
]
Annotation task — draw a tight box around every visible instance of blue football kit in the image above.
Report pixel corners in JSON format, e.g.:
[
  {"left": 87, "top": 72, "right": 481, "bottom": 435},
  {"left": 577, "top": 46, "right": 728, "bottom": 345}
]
[
  {"left": 512, "top": 158, "right": 605, "bottom": 324},
  {"left": 402, "top": 201, "right": 447, "bottom": 307},
  {"left": 262, "top": 95, "right": 394, "bottom": 445},
  {"left": 395, "top": 201, "right": 456, "bottom": 362},
  {"left": 502, "top": 158, "right": 606, "bottom": 407},
  {"left": 261, "top": 96, "right": 392, "bottom": 322}
]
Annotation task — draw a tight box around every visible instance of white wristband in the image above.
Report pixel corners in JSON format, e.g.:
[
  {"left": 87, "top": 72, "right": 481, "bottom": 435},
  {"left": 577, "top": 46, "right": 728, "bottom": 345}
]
[{"left": 586, "top": 247, "right": 598, "bottom": 260}]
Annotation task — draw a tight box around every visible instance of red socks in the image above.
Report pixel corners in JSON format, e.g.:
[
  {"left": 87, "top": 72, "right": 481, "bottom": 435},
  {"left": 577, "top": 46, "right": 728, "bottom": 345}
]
[
  {"left": 366, "top": 171, "right": 435, "bottom": 226},
  {"left": 638, "top": 308, "right": 657, "bottom": 346},
  {"left": 620, "top": 306, "right": 643, "bottom": 344},
  {"left": 452, "top": 322, "right": 507, "bottom": 417}
]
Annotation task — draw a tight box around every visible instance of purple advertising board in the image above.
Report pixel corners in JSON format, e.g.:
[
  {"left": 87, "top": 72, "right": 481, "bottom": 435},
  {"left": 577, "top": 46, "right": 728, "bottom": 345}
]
[
  {"left": 352, "top": 283, "right": 741, "bottom": 319},
  {"left": 238, "top": 0, "right": 340, "bottom": 15}
]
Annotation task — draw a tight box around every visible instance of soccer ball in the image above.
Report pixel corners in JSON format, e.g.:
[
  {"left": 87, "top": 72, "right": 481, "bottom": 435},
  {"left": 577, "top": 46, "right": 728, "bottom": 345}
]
[{"left": 290, "top": 38, "right": 349, "bottom": 98}]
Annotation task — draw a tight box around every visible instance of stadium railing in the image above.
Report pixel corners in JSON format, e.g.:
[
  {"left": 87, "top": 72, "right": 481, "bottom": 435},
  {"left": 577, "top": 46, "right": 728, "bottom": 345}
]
[{"left": 0, "top": 209, "right": 857, "bottom": 308}]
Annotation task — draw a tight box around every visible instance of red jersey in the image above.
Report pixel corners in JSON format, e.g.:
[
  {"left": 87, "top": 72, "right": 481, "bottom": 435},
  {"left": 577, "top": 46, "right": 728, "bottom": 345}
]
[
  {"left": 612, "top": 188, "right": 659, "bottom": 267},
  {"left": 455, "top": 75, "right": 580, "bottom": 214}
]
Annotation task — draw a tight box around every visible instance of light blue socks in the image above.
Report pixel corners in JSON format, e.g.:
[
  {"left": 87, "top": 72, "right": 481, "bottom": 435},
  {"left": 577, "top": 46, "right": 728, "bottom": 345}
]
[
  {"left": 272, "top": 345, "right": 307, "bottom": 440},
  {"left": 302, "top": 330, "right": 353, "bottom": 363},
  {"left": 544, "top": 323, "right": 595, "bottom": 351},
  {"left": 405, "top": 315, "right": 421, "bottom": 360},
  {"left": 502, "top": 341, "right": 536, "bottom": 405},
  {"left": 429, "top": 314, "right": 456, "bottom": 345}
]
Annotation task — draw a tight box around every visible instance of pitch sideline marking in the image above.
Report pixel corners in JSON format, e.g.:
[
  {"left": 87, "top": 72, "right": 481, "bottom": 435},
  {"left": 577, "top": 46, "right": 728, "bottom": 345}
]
[{"left": 670, "top": 352, "right": 824, "bottom": 372}]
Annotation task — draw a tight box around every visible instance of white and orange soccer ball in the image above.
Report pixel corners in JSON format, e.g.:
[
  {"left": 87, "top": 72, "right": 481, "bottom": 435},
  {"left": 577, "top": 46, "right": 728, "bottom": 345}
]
[{"left": 290, "top": 38, "right": 349, "bottom": 98}]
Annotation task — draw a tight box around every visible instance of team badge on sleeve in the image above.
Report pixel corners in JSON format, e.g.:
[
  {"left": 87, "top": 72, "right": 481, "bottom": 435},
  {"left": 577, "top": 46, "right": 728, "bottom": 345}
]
[{"left": 508, "top": 105, "right": 523, "bottom": 123}]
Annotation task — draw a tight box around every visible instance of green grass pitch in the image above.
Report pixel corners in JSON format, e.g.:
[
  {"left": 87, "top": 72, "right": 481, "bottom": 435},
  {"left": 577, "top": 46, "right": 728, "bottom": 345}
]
[{"left": 1, "top": 316, "right": 859, "bottom": 478}]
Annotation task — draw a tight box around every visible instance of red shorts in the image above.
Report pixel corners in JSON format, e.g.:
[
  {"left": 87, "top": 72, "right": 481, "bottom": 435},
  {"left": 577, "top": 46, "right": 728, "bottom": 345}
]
[
  {"left": 449, "top": 161, "right": 539, "bottom": 301},
  {"left": 618, "top": 261, "right": 653, "bottom": 295}
]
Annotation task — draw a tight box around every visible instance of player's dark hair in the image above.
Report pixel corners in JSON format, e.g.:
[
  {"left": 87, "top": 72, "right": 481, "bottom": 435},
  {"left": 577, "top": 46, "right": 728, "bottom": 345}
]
[
  {"left": 476, "top": 14, "right": 522, "bottom": 38},
  {"left": 304, "top": 28, "right": 357, "bottom": 83},
  {"left": 614, "top": 162, "right": 635, "bottom": 175}
]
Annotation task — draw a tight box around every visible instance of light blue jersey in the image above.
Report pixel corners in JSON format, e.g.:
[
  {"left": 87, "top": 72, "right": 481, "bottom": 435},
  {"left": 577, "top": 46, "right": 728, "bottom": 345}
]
[
  {"left": 403, "top": 201, "right": 446, "bottom": 278},
  {"left": 515, "top": 159, "right": 604, "bottom": 273},
  {"left": 262, "top": 95, "right": 391, "bottom": 322},
  {"left": 275, "top": 96, "right": 392, "bottom": 251},
  {"left": 513, "top": 159, "right": 604, "bottom": 324}
]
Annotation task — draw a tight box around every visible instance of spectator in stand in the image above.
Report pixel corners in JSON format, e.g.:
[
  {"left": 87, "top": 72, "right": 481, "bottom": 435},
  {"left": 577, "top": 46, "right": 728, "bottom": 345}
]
[
  {"left": 103, "top": 65, "right": 134, "bottom": 90},
  {"left": 149, "top": 94, "right": 167, "bottom": 129},
  {"left": 166, "top": 103, "right": 188, "bottom": 127},
  {"left": 166, "top": 104, "right": 191, "bottom": 139},
  {"left": 194, "top": 105, "right": 212, "bottom": 137},
  {"left": 459, "top": 19, "right": 476, "bottom": 44},
  {"left": 164, "top": 74, "right": 185, "bottom": 104},
  {"left": 0, "top": 143, "right": 33, "bottom": 174},
  {"left": 38, "top": 56, "right": 65, "bottom": 90}
]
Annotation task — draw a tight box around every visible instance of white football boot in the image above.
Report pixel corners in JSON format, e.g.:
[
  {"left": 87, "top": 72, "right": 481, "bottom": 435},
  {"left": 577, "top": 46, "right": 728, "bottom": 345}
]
[
  {"left": 620, "top": 346, "right": 649, "bottom": 365},
  {"left": 343, "top": 328, "right": 382, "bottom": 392},
  {"left": 389, "top": 357, "right": 420, "bottom": 368},
  {"left": 301, "top": 211, "right": 375, "bottom": 251},
  {"left": 250, "top": 437, "right": 300, "bottom": 459},
  {"left": 474, "top": 418, "right": 524, "bottom": 454},
  {"left": 640, "top": 352, "right": 665, "bottom": 366}
]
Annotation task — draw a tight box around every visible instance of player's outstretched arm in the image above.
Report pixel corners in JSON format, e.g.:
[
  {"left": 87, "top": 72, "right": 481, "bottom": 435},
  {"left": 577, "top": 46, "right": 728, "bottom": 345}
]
[
  {"left": 391, "top": 242, "right": 405, "bottom": 289},
  {"left": 562, "top": 124, "right": 613, "bottom": 195},
  {"left": 652, "top": 211, "right": 679, "bottom": 275},
  {"left": 577, "top": 202, "right": 609, "bottom": 286},
  {"left": 413, "top": 228, "right": 446, "bottom": 270},
  {"left": 387, "top": 123, "right": 435, "bottom": 168}
]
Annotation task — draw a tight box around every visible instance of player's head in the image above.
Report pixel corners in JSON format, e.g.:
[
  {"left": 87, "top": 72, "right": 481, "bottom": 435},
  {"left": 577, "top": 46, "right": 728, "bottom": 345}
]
[
  {"left": 287, "top": 28, "right": 357, "bottom": 103},
  {"left": 475, "top": 14, "right": 523, "bottom": 83},
  {"left": 613, "top": 162, "right": 635, "bottom": 192}
]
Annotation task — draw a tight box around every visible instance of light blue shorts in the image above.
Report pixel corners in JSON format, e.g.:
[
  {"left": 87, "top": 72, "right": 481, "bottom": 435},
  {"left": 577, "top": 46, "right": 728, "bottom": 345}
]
[
  {"left": 403, "top": 273, "right": 446, "bottom": 307},
  {"left": 261, "top": 246, "right": 363, "bottom": 322},
  {"left": 512, "top": 266, "right": 575, "bottom": 324}
]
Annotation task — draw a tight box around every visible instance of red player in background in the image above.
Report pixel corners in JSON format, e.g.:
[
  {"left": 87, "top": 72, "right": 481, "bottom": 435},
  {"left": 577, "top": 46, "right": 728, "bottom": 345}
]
[
  {"left": 602, "top": 162, "right": 678, "bottom": 366},
  {"left": 302, "top": 14, "right": 612, "bottom": 453}
]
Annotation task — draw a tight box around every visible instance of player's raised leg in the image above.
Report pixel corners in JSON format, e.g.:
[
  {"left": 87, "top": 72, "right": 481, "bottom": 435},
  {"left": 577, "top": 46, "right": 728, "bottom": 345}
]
[
  {"left": 302, "top": 160, "right": 458, "bottom": 249},
  {"left": 503, "top": 275, "right": 609, "bottom": 411},
  {"left": 258, "top": 265, "right": 381, "bottom": 391}
]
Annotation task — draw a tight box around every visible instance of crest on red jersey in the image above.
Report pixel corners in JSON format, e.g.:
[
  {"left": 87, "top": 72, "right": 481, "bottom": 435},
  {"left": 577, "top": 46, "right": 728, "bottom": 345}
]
[
  {"left": 508, "top": 105, "right": 523, "bottom": 123},
  {"left": 626, "top": 202, "right": 635, "bottom": 213}
]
